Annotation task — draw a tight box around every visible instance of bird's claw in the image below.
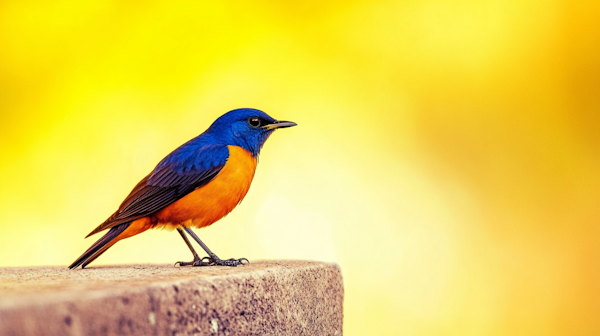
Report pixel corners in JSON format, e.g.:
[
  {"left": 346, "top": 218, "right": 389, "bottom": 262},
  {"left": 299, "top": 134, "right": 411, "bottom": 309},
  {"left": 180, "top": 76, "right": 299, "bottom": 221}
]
[
  {"left": 174, "top": 257, "right": 249, "bottom": 267},
  {"left": 202, "top": 257, "right": 249, "bottom": 266},
  {"left": 213, "top": 257, "right": 250, "bottom": 266}
]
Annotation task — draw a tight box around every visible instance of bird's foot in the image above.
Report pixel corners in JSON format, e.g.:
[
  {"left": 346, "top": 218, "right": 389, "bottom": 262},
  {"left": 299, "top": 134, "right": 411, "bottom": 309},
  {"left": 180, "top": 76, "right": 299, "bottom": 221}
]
[
  {"left": 174, "top": 257, "right": 249, "bottom": 267},
  {"left": 210, "top": 257, "right": 250, "bottom": 267},
  {"left": 199, "top": 256, "right": 250, "bottom": 267}
]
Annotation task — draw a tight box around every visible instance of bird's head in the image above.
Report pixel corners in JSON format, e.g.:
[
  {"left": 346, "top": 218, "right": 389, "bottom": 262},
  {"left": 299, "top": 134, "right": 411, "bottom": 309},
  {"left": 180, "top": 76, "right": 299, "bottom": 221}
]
[{"left": 206, "top": 108, "right": 296, "bottom": 156}]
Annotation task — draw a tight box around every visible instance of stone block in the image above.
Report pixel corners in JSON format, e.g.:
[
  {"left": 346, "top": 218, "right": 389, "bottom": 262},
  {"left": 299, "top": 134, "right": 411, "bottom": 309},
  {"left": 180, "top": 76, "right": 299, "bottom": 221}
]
[{"left": 0, "top": 261, "right": 343, "bottom": 335}]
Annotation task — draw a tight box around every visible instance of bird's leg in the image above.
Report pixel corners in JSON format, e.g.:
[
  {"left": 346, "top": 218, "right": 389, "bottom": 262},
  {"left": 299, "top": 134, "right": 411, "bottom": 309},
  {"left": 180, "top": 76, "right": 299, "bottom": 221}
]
[
  {"left": 174, "top": 227, "right": 211, "bottom": 267},
  {"left": 183, "top": 226, "right": 249, "bottom": 267}
]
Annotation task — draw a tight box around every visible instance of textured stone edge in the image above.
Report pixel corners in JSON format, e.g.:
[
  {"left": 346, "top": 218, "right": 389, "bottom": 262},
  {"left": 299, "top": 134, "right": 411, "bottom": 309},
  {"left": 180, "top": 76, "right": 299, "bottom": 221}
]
[{"left": 0, "top": 262, "right": 343, "bottom": 336}]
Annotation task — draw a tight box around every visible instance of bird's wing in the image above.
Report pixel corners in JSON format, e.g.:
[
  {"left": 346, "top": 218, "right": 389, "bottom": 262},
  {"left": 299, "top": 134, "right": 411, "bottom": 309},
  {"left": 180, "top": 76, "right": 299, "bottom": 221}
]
[{"left": 85, "top": 144, "right": 229, "bottom": 237}]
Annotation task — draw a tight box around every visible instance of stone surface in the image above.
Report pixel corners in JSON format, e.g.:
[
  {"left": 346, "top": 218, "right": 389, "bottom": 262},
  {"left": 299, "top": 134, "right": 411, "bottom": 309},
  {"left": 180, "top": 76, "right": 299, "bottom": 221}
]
[{"left": 0, "top": 261, "right": 343, "bottom": 336}]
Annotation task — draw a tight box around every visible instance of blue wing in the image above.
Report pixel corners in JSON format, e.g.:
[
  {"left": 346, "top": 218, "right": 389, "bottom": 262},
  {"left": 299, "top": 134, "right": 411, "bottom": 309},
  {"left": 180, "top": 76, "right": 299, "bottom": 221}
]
[{"left": 86, "top": 144, "right": 229, "bottom": 237}]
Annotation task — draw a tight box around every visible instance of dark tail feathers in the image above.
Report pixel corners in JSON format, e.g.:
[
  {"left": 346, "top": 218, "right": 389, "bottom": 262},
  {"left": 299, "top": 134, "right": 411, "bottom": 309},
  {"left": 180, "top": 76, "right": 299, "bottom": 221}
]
[{"left": 68, "top": 222, "right": 131, "bottom": 269}]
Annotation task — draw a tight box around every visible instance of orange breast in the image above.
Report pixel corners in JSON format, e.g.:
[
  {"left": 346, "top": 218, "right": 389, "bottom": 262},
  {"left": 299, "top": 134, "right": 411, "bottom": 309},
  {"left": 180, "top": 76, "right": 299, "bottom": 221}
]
[{"left": 148, "top": 145, "right": 257, "bottom": 230}]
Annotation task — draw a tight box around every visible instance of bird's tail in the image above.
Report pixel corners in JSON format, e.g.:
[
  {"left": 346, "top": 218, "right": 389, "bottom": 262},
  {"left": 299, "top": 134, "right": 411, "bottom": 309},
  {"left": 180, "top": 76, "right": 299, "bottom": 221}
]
[{"left": 68, "top": 222, "right": 131, "bottom": 269}]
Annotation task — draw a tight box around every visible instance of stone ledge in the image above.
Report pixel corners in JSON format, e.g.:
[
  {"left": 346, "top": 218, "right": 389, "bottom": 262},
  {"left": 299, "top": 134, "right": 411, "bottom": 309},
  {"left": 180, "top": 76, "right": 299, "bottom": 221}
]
[{"left": 0, "top": 261, "right": 343, "bottom": 336}]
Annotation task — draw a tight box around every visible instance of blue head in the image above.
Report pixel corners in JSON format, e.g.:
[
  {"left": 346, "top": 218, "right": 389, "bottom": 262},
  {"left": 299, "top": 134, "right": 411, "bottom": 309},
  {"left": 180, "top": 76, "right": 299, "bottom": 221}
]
[{"left": 204, "top": 108, "right": 296, "bottom": 156}]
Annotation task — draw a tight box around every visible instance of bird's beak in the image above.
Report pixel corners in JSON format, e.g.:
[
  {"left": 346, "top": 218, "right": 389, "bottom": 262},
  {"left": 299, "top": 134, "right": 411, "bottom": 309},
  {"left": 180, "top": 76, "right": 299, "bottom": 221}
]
[{"left": 263, "top": 120, "right": 297, "bottom": 130}]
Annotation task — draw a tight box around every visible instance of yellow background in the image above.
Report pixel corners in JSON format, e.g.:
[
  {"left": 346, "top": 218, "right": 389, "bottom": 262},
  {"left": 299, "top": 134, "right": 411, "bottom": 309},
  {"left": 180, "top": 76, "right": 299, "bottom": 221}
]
[{"left": 1, "top": 1, "right": 599, "bottom": 335}]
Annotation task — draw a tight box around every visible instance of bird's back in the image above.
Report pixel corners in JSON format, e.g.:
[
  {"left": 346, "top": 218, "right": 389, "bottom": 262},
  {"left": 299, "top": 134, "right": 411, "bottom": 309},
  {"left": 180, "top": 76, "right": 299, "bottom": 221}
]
[{"left": 86, "top": 137, "right": 230, "bottom": 237}]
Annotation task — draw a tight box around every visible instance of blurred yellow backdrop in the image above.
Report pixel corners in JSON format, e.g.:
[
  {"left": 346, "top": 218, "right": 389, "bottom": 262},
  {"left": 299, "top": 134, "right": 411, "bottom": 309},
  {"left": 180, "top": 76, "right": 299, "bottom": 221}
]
[{"left": 1, "top": 0, "right": 599, "bottom": 335}]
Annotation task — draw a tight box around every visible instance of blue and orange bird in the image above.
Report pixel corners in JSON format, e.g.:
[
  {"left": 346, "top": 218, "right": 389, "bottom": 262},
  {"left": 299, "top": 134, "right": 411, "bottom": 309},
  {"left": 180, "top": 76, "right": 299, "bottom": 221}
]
[{"left": 69, "top": 108, "right": 296, "bottom": 269}]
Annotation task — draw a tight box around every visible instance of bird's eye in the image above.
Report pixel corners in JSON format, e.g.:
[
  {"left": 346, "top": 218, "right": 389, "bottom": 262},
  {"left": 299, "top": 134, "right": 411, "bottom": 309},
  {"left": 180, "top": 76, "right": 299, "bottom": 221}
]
[{"left": 248, "top": 117, "right": 261, "bottom": 128}]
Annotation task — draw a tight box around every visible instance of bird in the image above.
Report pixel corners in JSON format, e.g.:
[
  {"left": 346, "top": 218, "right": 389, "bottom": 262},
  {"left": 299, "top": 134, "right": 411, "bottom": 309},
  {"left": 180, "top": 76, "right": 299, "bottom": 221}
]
[{"left": 69, "top": 108, "right": 296, "bottom": 269}]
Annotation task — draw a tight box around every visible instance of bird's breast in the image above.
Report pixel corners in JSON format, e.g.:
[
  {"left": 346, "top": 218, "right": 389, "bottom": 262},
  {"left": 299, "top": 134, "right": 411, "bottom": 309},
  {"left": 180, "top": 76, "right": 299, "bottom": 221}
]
[{"left": 152, "top": 145, "right": 257, "bottom": 229}]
